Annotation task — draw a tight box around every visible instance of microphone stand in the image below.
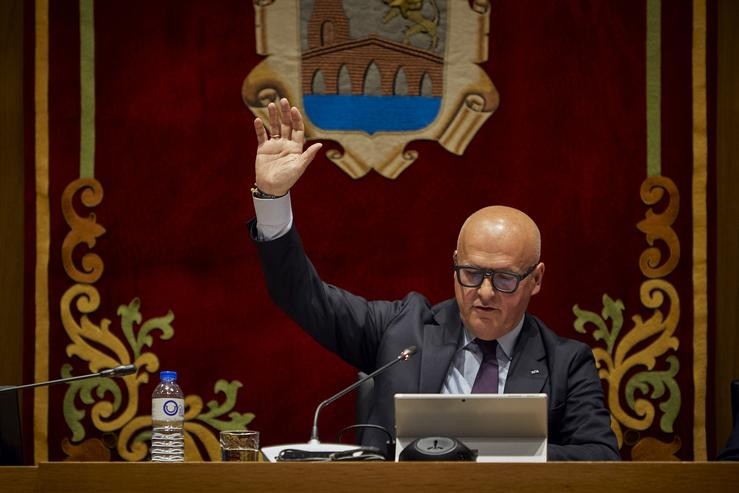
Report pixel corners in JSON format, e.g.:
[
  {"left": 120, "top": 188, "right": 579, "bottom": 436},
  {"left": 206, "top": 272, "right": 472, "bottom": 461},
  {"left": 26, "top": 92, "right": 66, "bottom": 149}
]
[
  {"left": 309, "top": 346, "right": 417, "bottom": 444},
  {"left": 260, "top": 346, "right": 417, "bottom": 462},
  {"left": 0, "top": 365, "right": 137, "bottom": 394},
  {"left": 1, "top": 364, "right": 137, "bottom": 466}
]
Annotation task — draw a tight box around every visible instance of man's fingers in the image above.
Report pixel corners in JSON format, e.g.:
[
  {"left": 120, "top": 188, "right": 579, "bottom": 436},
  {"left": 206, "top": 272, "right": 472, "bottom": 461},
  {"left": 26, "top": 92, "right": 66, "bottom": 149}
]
[
  {"left": 254, "top": 117, "right": 268, "bottom": 146},
  {"left": 290, "top": 106, "right": 304, "bottom": 133},
  {"left": 279, "top": 98, "right": 293, "bottom": 140},
  {"left": 300, "top": 143, "right": 323, "bottom": 169},
  {"left": 267, "top": 102, "right": 280, "bottom": 138},
  {"left": 290, "top": 106, "right": 307, "bottom": 146},
  {"left": 285, "top": 143, "right": 322, "bottom": 187}
]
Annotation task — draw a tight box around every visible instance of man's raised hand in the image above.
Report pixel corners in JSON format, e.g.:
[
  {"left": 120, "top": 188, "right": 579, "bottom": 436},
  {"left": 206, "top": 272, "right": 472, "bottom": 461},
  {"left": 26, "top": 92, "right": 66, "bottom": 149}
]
[{"left": 253, "top": 98, "right": 322, "bottom": 196}]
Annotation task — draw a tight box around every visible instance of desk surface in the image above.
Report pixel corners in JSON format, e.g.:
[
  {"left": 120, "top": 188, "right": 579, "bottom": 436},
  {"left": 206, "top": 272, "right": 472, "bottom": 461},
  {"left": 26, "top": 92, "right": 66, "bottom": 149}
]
[{"left": 2, "top": 462, "right": 738, "bottom": 493}]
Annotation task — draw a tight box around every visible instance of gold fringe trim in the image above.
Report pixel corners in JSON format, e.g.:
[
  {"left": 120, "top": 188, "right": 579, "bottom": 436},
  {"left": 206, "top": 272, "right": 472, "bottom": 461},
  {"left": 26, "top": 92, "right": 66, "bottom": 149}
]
[
  {"left": 691, "top": 0, "right": 708, "bottom": 461},
  {"left": 33, "top": 0, "right": 50, "bottom": 464}
]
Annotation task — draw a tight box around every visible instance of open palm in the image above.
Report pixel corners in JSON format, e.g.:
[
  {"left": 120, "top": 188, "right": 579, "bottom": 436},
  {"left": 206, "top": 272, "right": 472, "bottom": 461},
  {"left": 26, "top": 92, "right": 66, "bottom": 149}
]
[{"left": 253, "top": 98, "right": 322, "bottom": 196}]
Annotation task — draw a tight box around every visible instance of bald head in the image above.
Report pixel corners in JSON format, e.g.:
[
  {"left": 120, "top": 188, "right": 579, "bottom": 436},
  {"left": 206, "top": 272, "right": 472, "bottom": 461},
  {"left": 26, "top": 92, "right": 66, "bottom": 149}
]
[
  {"left": 456, "top": 206, "right": 541, "bottom": 266},
  {"left": 453, "top": 206, "right": 544, "bottom": 340}
]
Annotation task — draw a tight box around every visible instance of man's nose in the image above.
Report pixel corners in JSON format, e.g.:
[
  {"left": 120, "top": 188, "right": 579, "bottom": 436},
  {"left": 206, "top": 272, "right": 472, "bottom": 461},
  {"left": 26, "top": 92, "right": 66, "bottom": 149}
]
[{"left": 477, "top": 276, "right": 497, "bottom": 300}]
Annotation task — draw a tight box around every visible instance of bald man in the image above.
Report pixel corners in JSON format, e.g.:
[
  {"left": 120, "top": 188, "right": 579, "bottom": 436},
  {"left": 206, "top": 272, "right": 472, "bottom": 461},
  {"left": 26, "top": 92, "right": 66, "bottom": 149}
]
[{"left": 249, "top": 99, "right": 620, "bottom": 460}]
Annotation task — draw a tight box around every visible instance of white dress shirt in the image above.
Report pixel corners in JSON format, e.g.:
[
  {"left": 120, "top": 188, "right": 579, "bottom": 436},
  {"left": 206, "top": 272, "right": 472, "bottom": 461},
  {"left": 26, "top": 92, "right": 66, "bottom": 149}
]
[{"left": 440, "top": 318, "right": 523, "bottom": 394}]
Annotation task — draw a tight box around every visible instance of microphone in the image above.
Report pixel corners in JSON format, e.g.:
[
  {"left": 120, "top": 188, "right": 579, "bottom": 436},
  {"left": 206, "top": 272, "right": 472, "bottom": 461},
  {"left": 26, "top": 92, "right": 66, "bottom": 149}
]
[
  {"left": 260, "top": 346, "right": 417, "bottom": 462},
  {"left": 0, "top": 364, "right": 137, "bottom": 393},
  {"left": 309, "top": 346, "right": 417, "bottom": 444}
]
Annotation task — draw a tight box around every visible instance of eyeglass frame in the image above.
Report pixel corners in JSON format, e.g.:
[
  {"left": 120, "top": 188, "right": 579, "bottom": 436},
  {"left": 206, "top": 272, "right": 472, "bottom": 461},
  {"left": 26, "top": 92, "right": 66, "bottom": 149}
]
[{"left": 452, "top": 259, "right": 540, "bottom": 294}]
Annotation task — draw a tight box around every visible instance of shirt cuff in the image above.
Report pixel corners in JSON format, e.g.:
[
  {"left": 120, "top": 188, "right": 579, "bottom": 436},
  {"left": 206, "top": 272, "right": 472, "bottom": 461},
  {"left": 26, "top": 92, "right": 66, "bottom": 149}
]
[{"left": 253, "top": 193, "right": 293, "bottom": 241}]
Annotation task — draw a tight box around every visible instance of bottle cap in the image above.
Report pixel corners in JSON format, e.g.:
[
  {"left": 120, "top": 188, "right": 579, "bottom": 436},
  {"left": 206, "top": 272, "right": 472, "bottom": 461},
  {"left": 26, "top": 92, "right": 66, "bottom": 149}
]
[{"left": 160, "top": 371, "right": 177, "bottom": 381}]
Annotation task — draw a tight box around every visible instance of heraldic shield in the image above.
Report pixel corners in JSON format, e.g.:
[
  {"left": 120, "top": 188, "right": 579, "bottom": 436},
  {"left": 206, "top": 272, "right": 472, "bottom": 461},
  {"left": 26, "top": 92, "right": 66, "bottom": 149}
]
[{"left": 243, "top": 0, "right": 499, "bottom": 179}]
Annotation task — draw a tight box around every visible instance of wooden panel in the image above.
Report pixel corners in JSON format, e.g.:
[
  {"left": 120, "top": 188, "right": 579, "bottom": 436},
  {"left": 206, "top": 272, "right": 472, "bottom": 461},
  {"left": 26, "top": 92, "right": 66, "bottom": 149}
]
[
  {"left": 0, "top": 462, "right": 722, "bottom": 493},
  {"left": 715, "top": 0, "right": 739, "bottom": 456},
  {"left": 1, "top": 466, "right": 38, "bottom": 492},
  {"left": 0, "top": 0, "right": 25, "bottom": 387}
]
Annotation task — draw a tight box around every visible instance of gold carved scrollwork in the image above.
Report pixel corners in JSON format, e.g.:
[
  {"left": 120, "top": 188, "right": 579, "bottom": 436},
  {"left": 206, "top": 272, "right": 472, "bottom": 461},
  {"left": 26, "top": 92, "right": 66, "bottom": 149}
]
[
  {"left": 61, "top": 179, "right": 106, "bottom": 284},
  {"left": 62, "top": 284, "right": 131, "bottom": 370},
  {"left": 592, "top": 280, "right": 679, "bottom": 435},
  {"left": 573, "top": 175, "right": 682, "bottom": 458},
  {"left": 637, "top": 176, "right": 680, "bottom": 278}
]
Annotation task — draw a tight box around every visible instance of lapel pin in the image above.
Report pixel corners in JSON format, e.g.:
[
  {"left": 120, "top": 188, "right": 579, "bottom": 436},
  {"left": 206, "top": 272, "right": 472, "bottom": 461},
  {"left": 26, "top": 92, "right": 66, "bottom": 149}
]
[{"left": 530, "top": 369, "right": 540, "bottom": 375}]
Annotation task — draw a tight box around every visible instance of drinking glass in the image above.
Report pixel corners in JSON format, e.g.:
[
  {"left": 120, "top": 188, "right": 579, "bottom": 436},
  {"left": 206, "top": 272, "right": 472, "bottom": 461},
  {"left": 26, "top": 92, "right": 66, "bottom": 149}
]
[{"left": 220, "top": 430, "right": 260, "bottom": 462}]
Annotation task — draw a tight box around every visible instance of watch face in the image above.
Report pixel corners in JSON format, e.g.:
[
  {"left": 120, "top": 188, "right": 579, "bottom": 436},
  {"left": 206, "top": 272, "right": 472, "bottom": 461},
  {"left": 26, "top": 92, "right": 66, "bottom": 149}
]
[{"left": 413, "top": 437, "right": 457, "bottom": 455}]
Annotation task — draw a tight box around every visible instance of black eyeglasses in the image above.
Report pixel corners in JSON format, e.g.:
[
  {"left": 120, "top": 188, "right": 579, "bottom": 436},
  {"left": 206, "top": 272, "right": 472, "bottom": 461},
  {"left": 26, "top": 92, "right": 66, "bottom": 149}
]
[{"left": 453, "top": 263, "right": 538, "bottom": 293}]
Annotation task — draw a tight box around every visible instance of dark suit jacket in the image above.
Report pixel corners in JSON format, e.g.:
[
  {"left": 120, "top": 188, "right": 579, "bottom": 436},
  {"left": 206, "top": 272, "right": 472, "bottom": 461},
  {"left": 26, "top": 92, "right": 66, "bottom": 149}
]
[
  {"left": 252, "top": 222, "right": 620, "bottom": 460},
  {"left": 717, "top": 416, "right": 739, "bottom": 461}
]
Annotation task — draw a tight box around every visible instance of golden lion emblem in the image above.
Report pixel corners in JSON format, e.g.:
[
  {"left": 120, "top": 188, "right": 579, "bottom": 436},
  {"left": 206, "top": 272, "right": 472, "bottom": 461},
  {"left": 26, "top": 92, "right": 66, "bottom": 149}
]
[{"left": 383, "top": 0, "right": 440, "bottom": 50}]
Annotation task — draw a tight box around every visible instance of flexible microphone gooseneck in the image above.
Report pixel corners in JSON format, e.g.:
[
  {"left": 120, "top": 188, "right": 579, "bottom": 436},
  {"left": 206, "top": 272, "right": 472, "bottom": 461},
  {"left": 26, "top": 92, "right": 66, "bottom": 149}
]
[
  {"left": 309, "top": 346, "right": 417, "bottom": 444},
  {"left": 0, "top": 364, "right": 137, "bottom": 393}
]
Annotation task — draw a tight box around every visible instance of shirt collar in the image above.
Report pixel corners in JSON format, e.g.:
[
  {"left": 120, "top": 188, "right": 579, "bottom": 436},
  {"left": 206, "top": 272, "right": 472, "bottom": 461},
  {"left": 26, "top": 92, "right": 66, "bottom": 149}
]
[{"left": 461, "top": 315, "right": 525, "bottom": 360}]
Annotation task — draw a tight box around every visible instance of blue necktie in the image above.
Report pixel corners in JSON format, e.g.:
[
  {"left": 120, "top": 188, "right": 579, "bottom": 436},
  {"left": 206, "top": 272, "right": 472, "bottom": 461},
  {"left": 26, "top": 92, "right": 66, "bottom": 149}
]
[{"left": 472, "top": 338, "right": 499, "bottom": 393}]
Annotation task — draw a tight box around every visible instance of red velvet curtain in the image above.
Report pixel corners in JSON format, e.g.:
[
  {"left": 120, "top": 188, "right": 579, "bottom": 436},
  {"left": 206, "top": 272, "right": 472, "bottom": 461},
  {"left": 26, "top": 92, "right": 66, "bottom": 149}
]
[{"left": 25, "top": 0, "right": 713, "bottom": 461}]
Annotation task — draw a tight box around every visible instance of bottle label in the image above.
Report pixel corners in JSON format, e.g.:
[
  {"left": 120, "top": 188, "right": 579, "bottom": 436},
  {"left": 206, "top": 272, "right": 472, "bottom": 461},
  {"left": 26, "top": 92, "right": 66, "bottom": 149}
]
[{"left": 152, "top": 398, "right": 185, "bottom": 421}]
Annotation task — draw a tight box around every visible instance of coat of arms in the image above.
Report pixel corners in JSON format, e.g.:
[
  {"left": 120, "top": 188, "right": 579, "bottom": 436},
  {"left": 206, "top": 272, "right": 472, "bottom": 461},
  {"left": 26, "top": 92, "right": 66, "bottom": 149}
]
[{"left": 243, "top": 0, "right": 498, "bottom": 178}]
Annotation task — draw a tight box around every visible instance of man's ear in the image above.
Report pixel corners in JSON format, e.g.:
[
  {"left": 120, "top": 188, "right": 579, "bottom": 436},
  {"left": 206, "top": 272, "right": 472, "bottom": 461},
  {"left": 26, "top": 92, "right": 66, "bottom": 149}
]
[{"left": 531, "top": 262, "right": 545, "bottom": 295}]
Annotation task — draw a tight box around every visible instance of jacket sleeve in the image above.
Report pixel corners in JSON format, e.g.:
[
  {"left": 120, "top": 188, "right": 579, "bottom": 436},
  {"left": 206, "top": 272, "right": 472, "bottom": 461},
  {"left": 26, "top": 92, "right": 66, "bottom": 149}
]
[
  {"left": 547, "top": 342, "right": 621, "bottom": 461},
  {"left": 250, "top": 220, "right": 404, "bottom": 373}
]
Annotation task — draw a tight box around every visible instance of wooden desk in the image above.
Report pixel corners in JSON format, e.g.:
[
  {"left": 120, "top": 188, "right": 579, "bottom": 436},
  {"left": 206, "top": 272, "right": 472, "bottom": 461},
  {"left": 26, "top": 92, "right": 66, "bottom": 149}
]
[
  {"left": 1, "top": 466, "right": 36, "bottom": 491},
  {"left": 2, "top": 462, "right": 738, "bottom": 492}
]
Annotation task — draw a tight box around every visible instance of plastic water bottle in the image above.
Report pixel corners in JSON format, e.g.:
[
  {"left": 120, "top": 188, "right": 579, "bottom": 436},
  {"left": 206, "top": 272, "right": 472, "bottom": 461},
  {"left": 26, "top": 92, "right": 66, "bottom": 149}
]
[{"left": 151, "top": 370, "right": 185, "bottom": 462}]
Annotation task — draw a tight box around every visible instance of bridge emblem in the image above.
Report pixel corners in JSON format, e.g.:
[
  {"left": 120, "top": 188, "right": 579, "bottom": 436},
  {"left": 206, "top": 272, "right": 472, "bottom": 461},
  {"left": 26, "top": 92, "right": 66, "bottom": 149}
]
[{"left": 243, "top": 0, "right": 499, "bottom": 179}]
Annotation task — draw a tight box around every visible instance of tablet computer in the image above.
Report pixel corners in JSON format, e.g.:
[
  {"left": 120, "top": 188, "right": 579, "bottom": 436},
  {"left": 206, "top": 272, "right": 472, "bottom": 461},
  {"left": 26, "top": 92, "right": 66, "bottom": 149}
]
[{"left": 394, "top": 393, "right": 548, "bottom": 462}]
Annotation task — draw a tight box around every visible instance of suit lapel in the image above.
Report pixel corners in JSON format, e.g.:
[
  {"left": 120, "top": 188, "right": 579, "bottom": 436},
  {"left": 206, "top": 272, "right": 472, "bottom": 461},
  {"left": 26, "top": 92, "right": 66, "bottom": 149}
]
[
  {"left": 504, "top": 315, "right": 549, "bottom": 393},
  {"left": 419, "top": 302, "right": 461, "bottom": 393}
]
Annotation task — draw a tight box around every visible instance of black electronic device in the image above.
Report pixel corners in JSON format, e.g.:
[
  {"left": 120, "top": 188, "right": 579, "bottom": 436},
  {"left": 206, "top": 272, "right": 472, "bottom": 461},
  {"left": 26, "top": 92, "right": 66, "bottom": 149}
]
[
  {"left": 399, "top": 436, "right": 477, "bottom": 461},
  {"left": 0, "top": 388, "right": 23, "bottom": 465}
]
